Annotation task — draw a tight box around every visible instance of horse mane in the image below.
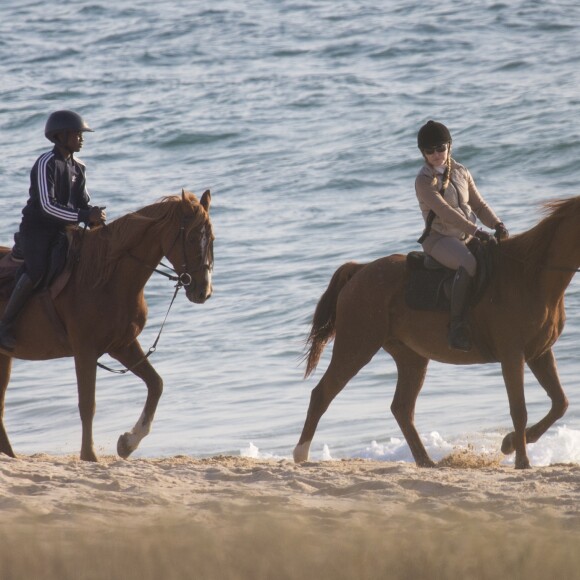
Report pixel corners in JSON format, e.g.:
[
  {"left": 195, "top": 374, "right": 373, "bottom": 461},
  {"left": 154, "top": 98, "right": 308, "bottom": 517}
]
[
  {"left": 72, "top": 192, "right": 209, "bottom": 287},
  {"left": 498, "top": 197, "right": 580, "bottom": 280}
]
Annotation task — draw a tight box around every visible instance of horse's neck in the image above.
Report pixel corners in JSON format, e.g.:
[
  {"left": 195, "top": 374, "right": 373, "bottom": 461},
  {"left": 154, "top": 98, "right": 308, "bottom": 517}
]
[
  {"left": 105, "top": 216, "right": 166, "bottom": 290},
  {"left": 119, "top": 232, "right": 165, "bottom": 287},
  {"left": 518, "top": 225, "right": 580, "bottom": 307}
]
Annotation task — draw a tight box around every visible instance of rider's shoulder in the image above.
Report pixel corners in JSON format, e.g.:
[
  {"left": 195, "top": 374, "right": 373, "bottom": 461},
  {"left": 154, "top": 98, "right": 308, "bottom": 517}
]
[{"left": 74, "top": 156, "right": 86, "bottom": 168}]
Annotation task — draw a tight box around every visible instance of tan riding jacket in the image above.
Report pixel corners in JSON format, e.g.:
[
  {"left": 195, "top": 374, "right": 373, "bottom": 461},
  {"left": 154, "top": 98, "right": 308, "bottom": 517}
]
[{"left": 415, "top": 159, "right": 499, "bottom": 240}]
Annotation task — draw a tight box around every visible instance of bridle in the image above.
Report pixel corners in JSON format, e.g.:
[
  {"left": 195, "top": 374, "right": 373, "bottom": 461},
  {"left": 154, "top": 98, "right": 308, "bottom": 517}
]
[
  {"left": 150, "top": 216, "right": 214, "bottom": 287},
  {"left": 97, "top": 215, "right": 213, "bottom": 375}
]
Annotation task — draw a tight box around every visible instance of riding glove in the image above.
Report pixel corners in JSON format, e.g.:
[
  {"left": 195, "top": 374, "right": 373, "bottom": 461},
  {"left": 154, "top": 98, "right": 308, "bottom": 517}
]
[{"left": 494, "top": 222, "right": 509, "bottom": 241}]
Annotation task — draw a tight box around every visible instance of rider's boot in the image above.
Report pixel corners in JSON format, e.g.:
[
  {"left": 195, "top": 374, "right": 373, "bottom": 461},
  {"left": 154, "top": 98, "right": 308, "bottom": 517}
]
[
  {"left": 448, "top": 266, "right": 473, "bottom": 352},
  {"left": 0, "top": 273, "right": 35, "bottom": 352}
]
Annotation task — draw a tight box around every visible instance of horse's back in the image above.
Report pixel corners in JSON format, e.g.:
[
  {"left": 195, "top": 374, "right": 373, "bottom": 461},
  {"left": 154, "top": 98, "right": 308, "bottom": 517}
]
[
  {"left": 333, "top": 253, "right": 408, "bottom": 328},
  {"left": 341, "top": 253, "right": 407, "bottom": 296}
]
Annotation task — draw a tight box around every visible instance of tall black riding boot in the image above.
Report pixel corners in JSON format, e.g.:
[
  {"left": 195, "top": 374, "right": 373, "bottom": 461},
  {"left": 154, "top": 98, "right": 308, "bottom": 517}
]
[
  {"left": 0, "top": 273, "right": 35, "bottom": 352},
  {"left": 448, "top": 267, "right": 473, "bottom": 352}
]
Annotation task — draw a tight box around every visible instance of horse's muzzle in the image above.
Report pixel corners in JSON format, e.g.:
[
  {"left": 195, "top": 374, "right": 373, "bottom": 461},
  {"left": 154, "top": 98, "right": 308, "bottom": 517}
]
[{"left": 186, "top": 282, "right": 212, "bottom": 304}]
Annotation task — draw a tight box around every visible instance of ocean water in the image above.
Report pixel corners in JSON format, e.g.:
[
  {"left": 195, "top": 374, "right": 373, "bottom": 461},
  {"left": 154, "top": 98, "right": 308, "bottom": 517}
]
[{"left": 1, "top": 0, "right": 580, "bottom": 465}]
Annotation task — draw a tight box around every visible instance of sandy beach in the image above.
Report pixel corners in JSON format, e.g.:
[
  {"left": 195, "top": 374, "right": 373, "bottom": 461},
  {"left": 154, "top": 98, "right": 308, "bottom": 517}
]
[{"left": 1, "top": 452, "right": 580, "bottom": 579}]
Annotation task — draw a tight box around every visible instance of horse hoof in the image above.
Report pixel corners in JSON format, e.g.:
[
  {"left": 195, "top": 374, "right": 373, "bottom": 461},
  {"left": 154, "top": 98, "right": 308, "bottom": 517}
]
[
  {"left": 117, "top": 433, "right": 135, "bottom": 459},
  {"left": 417, "top": 458, "right": 436, "bottom": 468},
  {"left": 293, "top": 442, "right": 310, "bottom": 463},
  {"left": 80, "top": 450, "right": 98, "bottom": 462},
  {"left": 515, "top": 457, "right": 531, "bottom": 470},
  {"left": 501, "top": 432, "right": 515, "bottom": 455}
]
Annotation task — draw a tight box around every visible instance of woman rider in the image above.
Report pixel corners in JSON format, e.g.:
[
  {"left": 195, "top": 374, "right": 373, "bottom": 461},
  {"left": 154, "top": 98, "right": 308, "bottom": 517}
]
[
  {"left": 415, "top": 120, "right": 509, "bottom": 352},
  {"left": 0, "top": 110, "right": 106, "bottom": 351}
]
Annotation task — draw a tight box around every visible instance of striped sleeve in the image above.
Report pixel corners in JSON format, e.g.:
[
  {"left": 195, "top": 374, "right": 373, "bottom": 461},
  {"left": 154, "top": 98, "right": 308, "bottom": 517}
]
[{"left": 36, "top": 151, "right": 80, "bottom": 222}]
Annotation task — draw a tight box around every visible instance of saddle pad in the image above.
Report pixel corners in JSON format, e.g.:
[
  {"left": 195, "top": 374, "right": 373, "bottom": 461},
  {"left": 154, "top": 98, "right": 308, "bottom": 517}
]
[{"left": 405, "top": 268, "right": 452, "bottom": 311}]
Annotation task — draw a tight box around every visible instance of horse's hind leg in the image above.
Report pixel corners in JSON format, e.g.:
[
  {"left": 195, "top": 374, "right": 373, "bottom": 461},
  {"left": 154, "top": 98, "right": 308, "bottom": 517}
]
[
  {"left": 387, "top": 345, "right": 433, "bottom": 467},
  {"left": 501, "top": 348, "right": 568, "bottom": 455},
  {"left": 294, "top": 331, "right": 382, "bottom": 463},
  {"left": 109, "top": 340, "right": 163, "bottom": 459},
  {"left": 0, "top": 354, "right": 15, "bottom": 458}
]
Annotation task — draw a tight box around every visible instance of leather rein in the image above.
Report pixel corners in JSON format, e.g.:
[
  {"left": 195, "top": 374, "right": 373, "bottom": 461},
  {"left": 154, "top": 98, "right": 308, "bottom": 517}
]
[{"left": 97, "top": 217, "right": 213, "bottom": 375}]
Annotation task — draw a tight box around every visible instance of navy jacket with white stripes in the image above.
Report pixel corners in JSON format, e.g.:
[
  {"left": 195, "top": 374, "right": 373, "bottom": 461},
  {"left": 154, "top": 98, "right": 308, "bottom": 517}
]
[{"left": 22, "top": 146, "right": 93, "bottom": 227}]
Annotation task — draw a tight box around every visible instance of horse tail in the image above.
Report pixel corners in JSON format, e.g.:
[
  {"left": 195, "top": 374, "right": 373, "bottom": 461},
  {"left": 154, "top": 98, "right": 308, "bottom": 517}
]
[{"left": 304, "top": 261, "right": 366, "bottom": 378}]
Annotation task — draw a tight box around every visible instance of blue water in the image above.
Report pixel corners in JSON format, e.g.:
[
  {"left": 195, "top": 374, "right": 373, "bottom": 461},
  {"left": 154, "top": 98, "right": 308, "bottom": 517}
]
[{"left": 1, "top": 0, "right": 580, "bottom": 465}]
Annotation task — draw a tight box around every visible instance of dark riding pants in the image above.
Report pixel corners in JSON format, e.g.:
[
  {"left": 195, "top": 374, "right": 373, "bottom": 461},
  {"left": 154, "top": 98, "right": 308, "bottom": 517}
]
[{"left": 19, "top": 219, "right": 63, "bottom": 287}]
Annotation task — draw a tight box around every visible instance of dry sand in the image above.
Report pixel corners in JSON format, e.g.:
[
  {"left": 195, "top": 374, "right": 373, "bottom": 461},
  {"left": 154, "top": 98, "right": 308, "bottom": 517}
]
[{"left": 1, "top": 452, "right": 580, "bottom": 579}]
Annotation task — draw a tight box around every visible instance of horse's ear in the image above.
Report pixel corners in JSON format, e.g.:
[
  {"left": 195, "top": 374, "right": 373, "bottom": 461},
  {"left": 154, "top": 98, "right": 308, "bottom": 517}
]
[
  {"left": 200, "top": 189, "right": 211, "bottom": 212},
  {"left": 181, "top": 188, "right": 186, "bottom": 201}
]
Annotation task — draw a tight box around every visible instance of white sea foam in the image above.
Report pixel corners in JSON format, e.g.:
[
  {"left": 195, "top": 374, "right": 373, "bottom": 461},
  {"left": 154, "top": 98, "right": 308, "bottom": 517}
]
[{"left": 240, "top": 426, "right": 580, "bottom": 467}]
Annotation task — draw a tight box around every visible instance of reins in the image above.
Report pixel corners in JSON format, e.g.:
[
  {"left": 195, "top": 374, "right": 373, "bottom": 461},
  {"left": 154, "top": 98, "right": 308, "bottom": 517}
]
[
  {"left": 95, "top": 216, "right": 212, "bottom": 375},
  {"left": 96, "top": 279, "right": 183, "bottom": 375}
]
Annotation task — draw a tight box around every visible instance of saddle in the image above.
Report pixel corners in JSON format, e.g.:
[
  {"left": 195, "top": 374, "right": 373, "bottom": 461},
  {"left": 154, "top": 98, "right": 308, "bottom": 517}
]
[
  {"left": 0, "top": 231, "right": 74, "bottom": 301},
  {"left": 404, "top": 238, "right": 495, "bottom": 311}
]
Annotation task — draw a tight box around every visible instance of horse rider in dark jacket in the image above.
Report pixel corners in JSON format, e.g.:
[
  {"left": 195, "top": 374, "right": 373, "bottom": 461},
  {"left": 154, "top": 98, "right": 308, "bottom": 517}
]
[{"left": 0, "top": 110, "right": 107, "bottom": 352}]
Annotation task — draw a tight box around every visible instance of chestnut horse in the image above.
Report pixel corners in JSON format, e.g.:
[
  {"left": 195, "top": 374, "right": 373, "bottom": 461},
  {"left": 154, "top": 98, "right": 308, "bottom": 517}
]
[
  {"left": 294, "top": 197, "right": 580, "bottom": 469},
  {"left": 0, "top": 190, "right": 213, "bottom": 461}
]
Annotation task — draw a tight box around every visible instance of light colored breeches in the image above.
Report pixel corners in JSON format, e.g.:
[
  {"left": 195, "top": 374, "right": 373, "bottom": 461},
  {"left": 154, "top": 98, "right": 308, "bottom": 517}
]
[{"left": 423, "top": 234, "right": 476, "bottom": 277}]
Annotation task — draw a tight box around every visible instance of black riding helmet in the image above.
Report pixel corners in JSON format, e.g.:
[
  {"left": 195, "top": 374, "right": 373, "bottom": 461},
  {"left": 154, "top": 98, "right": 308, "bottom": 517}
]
[
  {"left": 417, "top": 120, "right": 451, "bottom": 150},
  {"left": 45, "top": 110, "right": 94, "bottom": 143}
]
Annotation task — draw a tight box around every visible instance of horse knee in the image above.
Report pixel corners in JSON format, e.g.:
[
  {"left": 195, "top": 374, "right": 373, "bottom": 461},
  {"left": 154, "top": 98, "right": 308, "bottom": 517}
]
[
  {"left": 78, "top": 401, "right": 96, "bottom": 421},
  {"left": 148, "top": 375, "right": 163, "bottom": 399}
]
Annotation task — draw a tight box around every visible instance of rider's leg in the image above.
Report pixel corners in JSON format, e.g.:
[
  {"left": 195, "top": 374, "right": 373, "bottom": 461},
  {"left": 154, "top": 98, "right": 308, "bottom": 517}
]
[
  {"left": 0, "top": 224, "right": 55, "bottom": 351},
  {"left": 424, "top": 235, "right": 476, "bottom": 352},
  {"left": 0, "top": 273, "right": 35, "bottom": 351}
]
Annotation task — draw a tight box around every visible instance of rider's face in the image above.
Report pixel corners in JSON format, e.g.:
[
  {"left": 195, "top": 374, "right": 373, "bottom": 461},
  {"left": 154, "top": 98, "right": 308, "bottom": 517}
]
[
  {"left": 64, "top": 131, "right": 84, "bottom": 153},
  {"left": 423, "top": 143, "right": 449, "bottom": 167}
]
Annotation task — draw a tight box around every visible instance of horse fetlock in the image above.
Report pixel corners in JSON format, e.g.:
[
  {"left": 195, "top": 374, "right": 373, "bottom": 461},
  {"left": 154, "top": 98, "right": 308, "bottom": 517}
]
[{"left": 293, "top": 442, "right": 311, "bottom": 463}]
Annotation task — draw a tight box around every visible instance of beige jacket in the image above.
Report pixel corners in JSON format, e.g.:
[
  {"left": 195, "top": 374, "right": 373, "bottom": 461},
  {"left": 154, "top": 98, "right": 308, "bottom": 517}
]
[{"left": 415, "top": 159, "right": 499, "bottom": 240}]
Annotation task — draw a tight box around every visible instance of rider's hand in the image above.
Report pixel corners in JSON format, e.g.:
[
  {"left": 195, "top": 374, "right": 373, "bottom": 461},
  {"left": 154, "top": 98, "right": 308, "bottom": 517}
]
[
  {"left": 88, "top": 206, "right": 106, "bottom": 226},
  {"left": 494, "top": 222, "right": 509, "bottom": 241},
  {"left": 474, "top": 228, "right": 494, "bottom": 244}
]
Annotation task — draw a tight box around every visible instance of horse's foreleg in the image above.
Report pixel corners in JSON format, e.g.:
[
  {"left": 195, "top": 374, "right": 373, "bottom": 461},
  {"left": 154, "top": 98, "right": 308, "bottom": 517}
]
[
  {"left": 388, "top": 347, "right": 433, "bottom": 467},
  {"left": 74, "top": 353, "right": 98, "bottom": 462},
  {"left": 109, "top": 341, "right": 163, "bottom": 459},
  {"left": 500, "top": 354, "right": 530, "bottom": 469},
  {"left": 502, "top": 349, "right": 568, "bottom": 455},
  {"left": 0, "top": 354, "right": 15, "bottom": 458}
]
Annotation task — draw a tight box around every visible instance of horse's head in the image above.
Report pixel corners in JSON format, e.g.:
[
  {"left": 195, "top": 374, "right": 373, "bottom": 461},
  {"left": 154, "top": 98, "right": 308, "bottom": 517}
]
[{"left": 164, "top": 189, "right": 214, "bottom": 304}]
